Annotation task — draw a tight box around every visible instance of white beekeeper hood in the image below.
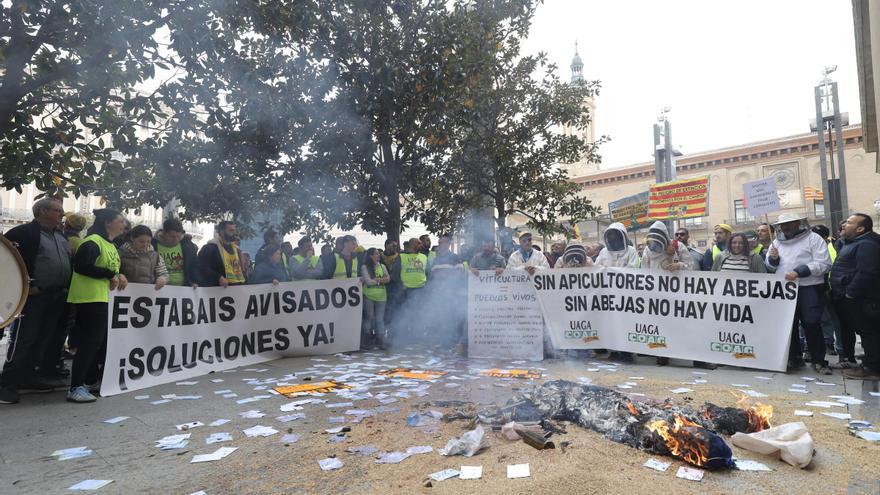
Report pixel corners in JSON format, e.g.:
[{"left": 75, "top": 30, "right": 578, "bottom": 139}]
[{"left": 603, "top": 222, "right": 629, "bottom": 252}]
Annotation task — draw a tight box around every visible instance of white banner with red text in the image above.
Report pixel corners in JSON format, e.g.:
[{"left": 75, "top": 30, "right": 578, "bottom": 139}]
[{"left": 100, "top": 279, "right": 362, "bottom": 396}]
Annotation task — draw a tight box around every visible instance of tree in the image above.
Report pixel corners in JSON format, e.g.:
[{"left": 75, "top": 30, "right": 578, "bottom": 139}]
[
  {"left": 301, "top": 0, "right": 536, "bottom": 243},
  {"left": 0, "top": 0, "right": 187, "bottom": 202},
  {"left": 419, "top": 20, "right": 605, "bottom": 240}
]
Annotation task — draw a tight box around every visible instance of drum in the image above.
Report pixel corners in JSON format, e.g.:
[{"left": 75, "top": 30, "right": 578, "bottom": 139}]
[{"left": 0, "top": 234, "right": 29, "bottom": 328}]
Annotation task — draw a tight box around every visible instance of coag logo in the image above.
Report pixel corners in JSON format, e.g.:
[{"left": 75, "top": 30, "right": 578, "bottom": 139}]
[
  {"left": 711, "top": 331, "right": 755, "bottom": 358},
  {"left": 710, "top": 342, "right": 755, "bottom": 359},
  {"left": 565, "top": 330, "right": 599, "bottom": 342},
  {"left": 628, "top": 333, "right": 667, "bottom": 349}
]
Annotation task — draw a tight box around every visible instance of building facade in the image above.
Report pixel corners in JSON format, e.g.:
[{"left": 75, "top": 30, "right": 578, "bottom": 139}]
[
  {"left": 570, "top": 125, "right": 878, "bottom": 248},
  {"left": 0, "top": 186, "right": 204, "bottom": 242}
]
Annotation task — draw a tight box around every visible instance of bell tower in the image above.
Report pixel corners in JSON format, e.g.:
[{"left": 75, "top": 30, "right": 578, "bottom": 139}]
[{"left": 562, "top": 41, "right": 598, "bottom": 177}]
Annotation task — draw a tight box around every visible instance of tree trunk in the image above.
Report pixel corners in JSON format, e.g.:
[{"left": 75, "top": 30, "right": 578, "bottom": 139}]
[
  {"left": 385, "top": 190, "right": 402, "bottom": 244},
  {"left": 379, "top": 143, "right": 402, "bottom": 244}
]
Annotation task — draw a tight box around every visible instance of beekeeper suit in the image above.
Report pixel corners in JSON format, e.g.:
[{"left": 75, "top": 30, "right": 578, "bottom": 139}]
[
  {"left": 640, "top": 221, "right": 693, "bottom": 271},
  {"left": 766, "top": 212, "right": 832, "bottom": 374},
  {"left": 595, "top": 222, "right": 639, "bottom": 268},
  {"left": 554, "top": 241, "right": 594, "bottom": 268}
]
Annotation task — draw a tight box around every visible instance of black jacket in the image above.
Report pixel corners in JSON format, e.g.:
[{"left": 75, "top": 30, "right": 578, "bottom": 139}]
[
  {"left": 4, "top": 220, "right": 45, "bottom": 277},
  {"left": 151, "top": 237, "right": 200, "bottom": 286},
  {"left": 198, "top": 241, "right": 246, "bottom": 287},
  {"left": 830, "top": 232, "right": 880, "bottom": 300}
]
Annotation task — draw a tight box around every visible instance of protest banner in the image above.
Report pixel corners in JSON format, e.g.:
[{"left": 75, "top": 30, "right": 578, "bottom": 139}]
[
  {"left": 467, "top": 271, "right": 544, "bottom": 361},
  {"left": 743, "top": 178, "right": 781, "bottom": 216},
  {"left": 531, "top": 267, "right": 798, "bottom": 372},
  {"left": 648, "top": 175, "right": 710, "bottom": 220},
  {"left": 100, "top": 278, "right": 362, "bottom": 396},
  {"left": 608, "top": 191, "right": 651, "bottom": 231}
]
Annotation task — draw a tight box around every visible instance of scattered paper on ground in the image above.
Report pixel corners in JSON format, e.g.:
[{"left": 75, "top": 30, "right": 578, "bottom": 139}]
[
  {"left": 643, "top": 459, "right": 671, "bottom": 472},
  {"left": 507, "top": 463, "right": 530, "bottom": 479},
  {"left": 736, "top": 460, "right": 771, "bottom": 471},
  {"left": 274, "top": 381, "right": 351, "bottom": 397},
  {"left": 480, "top": 369, "right": 542, "bottom": 379},
  {"left": 319, "top": 457, "right": 343, "bottom": 471},
  {"left": 51, "top": 447, "right": 94, "bottom": 461},
  {"left": 459, "top": 465, "right": 482, "bottom": 480},
  {"left": 69, "top": 479, "right": 114, "bottom": 490},
  {"left": 430, "top": 469, "right": 460, "bottom": 481},
  {"left": 379, "top": 368, "right": 447, "bottom": 380},
  {"left": 191, "top": 446, "right": 237, "bottom": 464},
  {"left": 676, "top": 466, "right": 704, "bottom": 481}
]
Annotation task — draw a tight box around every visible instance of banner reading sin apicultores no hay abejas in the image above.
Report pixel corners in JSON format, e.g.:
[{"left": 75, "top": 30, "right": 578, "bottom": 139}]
[{"left": 533, "top": 267, "right": 798, "bottom": 372}]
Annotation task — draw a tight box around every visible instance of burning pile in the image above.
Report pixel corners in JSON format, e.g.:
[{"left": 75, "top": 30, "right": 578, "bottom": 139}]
[{"left": 475, "top": 380, "right": 774, "bottom": 470}]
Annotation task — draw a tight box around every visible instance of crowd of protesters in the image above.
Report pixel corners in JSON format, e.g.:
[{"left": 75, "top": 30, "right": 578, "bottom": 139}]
[{"left": 2, "top": 197, "right": 879, "bottom": 406}]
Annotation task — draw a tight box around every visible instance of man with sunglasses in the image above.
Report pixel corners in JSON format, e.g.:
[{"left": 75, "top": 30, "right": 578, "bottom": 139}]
[{"left": 674, "top": 228, "right": 704, "bottom": 269}]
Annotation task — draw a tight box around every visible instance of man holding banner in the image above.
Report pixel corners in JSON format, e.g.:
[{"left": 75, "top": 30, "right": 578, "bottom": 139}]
[
  {"left": 767, "top": 213, "right": 833, "bottom": 374},
  {"left": 507, "top": 232, "right": 549, "bottom": 275}
]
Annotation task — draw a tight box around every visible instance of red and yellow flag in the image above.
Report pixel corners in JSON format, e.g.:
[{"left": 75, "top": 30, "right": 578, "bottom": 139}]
[
  {"left": 648, "top": 176, "right": 710, "bottom": 220},
  {"left": 804, "top": 186, "right": 824, "bottom": 200}
]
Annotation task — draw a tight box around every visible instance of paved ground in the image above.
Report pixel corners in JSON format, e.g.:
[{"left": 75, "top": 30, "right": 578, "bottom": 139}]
[{"left": 1, "top": 341, "right": 879, "bottom": 495}]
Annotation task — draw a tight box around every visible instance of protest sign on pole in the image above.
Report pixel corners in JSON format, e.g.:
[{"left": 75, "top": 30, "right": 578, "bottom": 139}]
[
  {"left": 743, "top": 178, "right": 781, "bottom": 216},
  {"left": 531, "top": 267, "right": 798, "bottom": 372},
  {"left": 608, "top": 191, "right": 651, "bottom": 231},
  {"left": 648, "top": 175, "right": 710, "bottom": 220},
  {"left": 100, "top": 279, "right": 362, "bottom": 396},
  {"left": 467, "top": 271, "right": 544, "bottom": 361}
]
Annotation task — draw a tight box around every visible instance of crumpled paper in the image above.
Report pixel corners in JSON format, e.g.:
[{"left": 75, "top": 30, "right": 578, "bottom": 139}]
[
  {"left": 730, "top": 422, "right": 814, "bottom": 468},
  {"left": 438, "top": 426, "right": 488, "bottom": 457}
]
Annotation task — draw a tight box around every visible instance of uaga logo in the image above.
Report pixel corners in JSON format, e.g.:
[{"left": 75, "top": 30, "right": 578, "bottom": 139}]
[
  {"left": 565, "top": 320, "right": 599, "bottom": 342},
  {"left": 710, "top": 331, "right": 755, "bottom": 359},
  {"left": 628, "top": 323, "right": 667, "bottom": 349}
]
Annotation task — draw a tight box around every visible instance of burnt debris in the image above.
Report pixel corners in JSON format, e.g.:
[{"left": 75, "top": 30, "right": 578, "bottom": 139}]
[{"left": 469, "top": 380, "right": 773, "bottom": 470}]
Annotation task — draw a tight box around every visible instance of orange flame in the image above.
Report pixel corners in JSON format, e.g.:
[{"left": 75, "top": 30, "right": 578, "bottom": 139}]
[
  {"left": 647, "top": 415, "right": 710, "bottom": 467},
  {"left": 734, "top": 394, "right": 773, "bottom": 432},
  {"left": 626, "top": 402, "right": 639, "bottom": 416}
]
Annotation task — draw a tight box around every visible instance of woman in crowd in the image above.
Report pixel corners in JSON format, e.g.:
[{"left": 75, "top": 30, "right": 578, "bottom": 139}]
[
  {"left": 249, "top": 243, "right": 290, "bottom": 285},
  {"left": 66, "top": 209, "right": 128, "bottom": 403},
  {"left": 361, "top": 247, "right": 390, "bottom": 350},
  {"left": 711, "top": 233, "right": 767, "bottom": 273},
  {"left": 119, "top": 225, "right": 169, "bottom": 289}
]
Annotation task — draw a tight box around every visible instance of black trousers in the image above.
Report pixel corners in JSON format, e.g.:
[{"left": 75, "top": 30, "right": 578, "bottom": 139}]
[
  {"left": 836, "top": 297, "right": 880, "bottom": 372},
  {"left": 832, "top": 299, "right": 858, "bottom": 361},
  {"left": 69, "top": 303, "right": 108, "bottom": 388},
  {"left": 789, "top": 285, "right": 827, "bottom": 365},
  {"left": 0, "top": 290, "right": 67, "bottom": 387}
]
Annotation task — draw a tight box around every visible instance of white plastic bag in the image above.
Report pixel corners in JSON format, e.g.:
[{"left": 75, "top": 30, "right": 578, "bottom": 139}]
[
  {"left": 730, "top": 422, "right": 814, "bottom": 468},
  {"left": 439, "top": 426, "right": 488, "bottom": 457}
]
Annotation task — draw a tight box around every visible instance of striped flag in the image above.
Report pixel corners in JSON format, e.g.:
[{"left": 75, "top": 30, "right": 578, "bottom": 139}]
[
  {"left": 804, "top": 186, "right": 825, "bottom": 200},
  {"left": 648, "top": 175, "right": 710, "bottom": 220}
]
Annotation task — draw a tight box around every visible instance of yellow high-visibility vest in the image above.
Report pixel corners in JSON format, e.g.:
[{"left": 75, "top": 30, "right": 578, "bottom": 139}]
[
  {"left": 333, "top": 254, "right": 359, "bottom": 279},
  {"left": 399, "top": 253, "right": 428, "bottom": 288},
  {"left": 67, "top": 234, "right": 120, "bottom": 304}
]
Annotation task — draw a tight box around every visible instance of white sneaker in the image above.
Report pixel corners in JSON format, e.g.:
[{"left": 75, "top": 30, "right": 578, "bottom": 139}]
[{"left": 66, "top": 386, "right": 97, "bottom": 403}]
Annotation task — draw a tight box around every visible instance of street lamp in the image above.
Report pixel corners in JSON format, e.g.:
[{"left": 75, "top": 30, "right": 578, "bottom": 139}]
[{"left": 809, "top": 68, "right": 849, "bottom": 230}]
